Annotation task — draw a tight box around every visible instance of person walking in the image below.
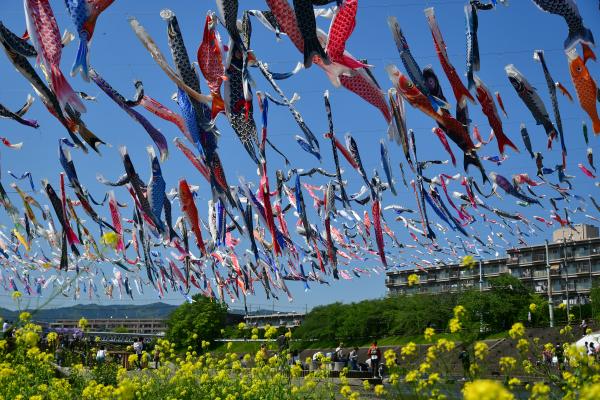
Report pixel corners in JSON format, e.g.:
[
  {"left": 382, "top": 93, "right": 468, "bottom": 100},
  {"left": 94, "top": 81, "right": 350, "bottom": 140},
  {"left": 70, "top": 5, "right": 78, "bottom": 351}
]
[
  {"left": 349, "top": 347, "right": 359, "bottom": 371},
  {"left": 459, "top": 347, "right": 471, "bottom": 381},
  {"left": 133, "top": 337, "right": 143, "bottom": 370},
  {"left": 581, "top": 319, "right": 588, "bottom": 336},
  {"left": 153, "top": 347, "right": 160, "bottom": 369},
  {"left": 368, "top": 342, "right": 381, "bottom": 378},
  {"left": 96, "top": 346, "right": 107, "bottom": 365}
]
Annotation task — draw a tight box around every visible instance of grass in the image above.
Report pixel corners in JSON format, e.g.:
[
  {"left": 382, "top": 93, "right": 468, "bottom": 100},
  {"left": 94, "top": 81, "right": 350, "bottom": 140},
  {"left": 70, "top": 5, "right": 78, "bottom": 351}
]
[{"left": 213, "top": 331, "right": 511, "bottom": 354}]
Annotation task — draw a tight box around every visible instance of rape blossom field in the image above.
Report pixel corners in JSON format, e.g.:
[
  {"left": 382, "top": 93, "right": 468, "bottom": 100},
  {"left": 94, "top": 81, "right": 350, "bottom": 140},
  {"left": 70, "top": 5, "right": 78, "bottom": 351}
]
[{"left": 3, "top": 302, "right": 600, "bottom": 399}]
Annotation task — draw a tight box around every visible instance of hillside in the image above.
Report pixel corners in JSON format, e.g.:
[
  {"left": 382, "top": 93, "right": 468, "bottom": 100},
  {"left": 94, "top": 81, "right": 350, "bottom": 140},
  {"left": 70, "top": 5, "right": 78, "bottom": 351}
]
[{"left": 0, "top": 302, "right": 178, "bottom": 322}]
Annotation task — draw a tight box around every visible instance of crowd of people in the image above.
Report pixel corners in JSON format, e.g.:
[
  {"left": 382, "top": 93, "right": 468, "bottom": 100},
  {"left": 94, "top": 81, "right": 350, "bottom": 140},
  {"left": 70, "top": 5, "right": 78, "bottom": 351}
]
[{"left": 310, "top": 342, "right": 383, "bottom": 378}]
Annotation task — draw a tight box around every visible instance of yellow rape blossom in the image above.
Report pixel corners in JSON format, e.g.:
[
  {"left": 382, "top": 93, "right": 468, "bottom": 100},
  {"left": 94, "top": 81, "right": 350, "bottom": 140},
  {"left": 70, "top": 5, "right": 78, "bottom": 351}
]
[
  {"left": 401, "top": 342, "right": 417, "bottom": 357},
  {"left": 449, "top": 318, "right": 461, "bottom": 333},
  {"left": 508, "top": 322, "right": 525, "bottom": 339},
  {"left": 424, "top": 327, "right": 435, "bottom": 341},
  {"left": 407, "top": 273, "right": 420, "bottom": 286},
  {"left": 463, "top": 380, "right": 514, "bottom": 400},
  {"left": 530, "top": 382, "right": 551, "bottom": 400},
  {"left": 529, "top": 303, "right": 538, "bottom": 313}
]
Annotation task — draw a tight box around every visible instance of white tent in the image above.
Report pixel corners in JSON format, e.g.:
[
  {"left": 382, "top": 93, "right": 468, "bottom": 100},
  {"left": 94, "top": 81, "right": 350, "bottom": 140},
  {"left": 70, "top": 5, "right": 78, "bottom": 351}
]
[{"left": 575, "top": 332, "right": 600, "bottom": 349}]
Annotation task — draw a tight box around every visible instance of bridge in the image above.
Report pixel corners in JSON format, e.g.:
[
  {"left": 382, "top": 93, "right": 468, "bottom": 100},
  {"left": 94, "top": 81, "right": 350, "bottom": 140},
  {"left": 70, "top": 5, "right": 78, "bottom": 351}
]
[{"left": 82, "top": 331, "right": 164, "bottom": 344}]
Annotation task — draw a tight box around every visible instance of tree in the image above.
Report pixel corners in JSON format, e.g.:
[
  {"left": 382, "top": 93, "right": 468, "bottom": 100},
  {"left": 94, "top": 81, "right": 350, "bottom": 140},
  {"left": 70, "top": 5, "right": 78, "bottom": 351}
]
[
  {"left": 113, "top": 326, "right": 129, "bottom": 333},
  {"left": 459, "top": 274, "right": 536, "bottom": 332},
  {"left": 166, "top": 294, "right": 228, "bottom": 351}
]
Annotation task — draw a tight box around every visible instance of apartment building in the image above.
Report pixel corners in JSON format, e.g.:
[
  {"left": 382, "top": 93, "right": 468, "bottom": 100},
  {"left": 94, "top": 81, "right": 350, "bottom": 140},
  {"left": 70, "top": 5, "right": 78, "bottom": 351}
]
[{"left": 385, "top": 225, "right": 600, "bottom": 306}]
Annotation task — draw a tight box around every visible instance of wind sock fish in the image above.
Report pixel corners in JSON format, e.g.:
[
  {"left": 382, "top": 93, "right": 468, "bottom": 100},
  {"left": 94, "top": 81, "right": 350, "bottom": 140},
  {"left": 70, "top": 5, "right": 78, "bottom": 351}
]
[
  {"left": 531, "top": 0, "right": 594, "bottom": 50},
  {"left": 424, "top": 7, "right": 475, "bottom": 107},
  {"left": 567, "top": 48, "right": 600, "bottom": 134},
  {"left": 137, "top": 91, "right": 191, "bottom": 141},
  {"left": 293, "top": 0, "right": 330, "bottom": 67},
  {"left": 583, "top": 121, "right": 589, "bottom": 144},
  {"left": 505, "top": 64, "right": 557, "bottom": 143},
  {"left": 0, "top": 38, "right": 96, "bottom": 150},
  {"left": 534, "top": 50, "right": 567, "bottom": 162},
  {"left": 387, "top": 66, "right": 487, "bottom": 181},
  {"left": 520, "top": 123, "right": 535, "bottom": 158},
  {"left": 345, "top": 133, "right": 372, "bottom": 194},
  {"left": 323, "top": 91, "right": 351, "bottom": 208},
  {"left": 118, "top": 146, "right": 163, "bottom": 232},
  {"left": 197, "top": 11, "right": 226, "bottom": 119},
  {"left": 162, "top": 9, "right": 217, "bottom": 153},
  {"left": 372, "top": 198, "right": 387, "bottom": 267},
  {"left": 263, "top": 0, "right": 391, "bottom": 123},
  {"left": 42, "top": 180, "right": 76, "bottom": 242},
  {"left": 388, "top": 16, "right": 443, "bottom": 110},
  {"left": 474, "top": 75, "right": 518, "bottom": 155},
  {"left": 325, "top": 0, "right": 366, "bottom": 70},
  {"left": 215, "top": 0, "right": 244, "bottom": 47},
  {"left": 146, "top": 147, "right": 166, "bottom": 234},
  {"left": 588, "top": 148, "right": 596, "bottom": 172},
  {"left": 64, "top": 0, "right": 115, "bottom": 81},
  {"left": 89, "top": 69, "right": 168, "bottom": 160},
  {"left": 221, "top": 18, "right": 260, "bottom": 163},
  {"left": 178, "top": 179, "right": 206, "bottom": 256},
  {"left": 24, "top": 0, "right": 85, "bottom": 113},
  {"left": 432, "top": 127, "right": 456, "bottom": 166},
  {"left": 388, "top": 89, "right": 413, "bottom": 171},
  {"left": 380, "top": 140, "right": 396, "bottom": 196},
  {"left": 465, "top": 2, "right": 480, "bottom": 91},
  {"left": 0, "top": 21, "right": 37, "bottom": 57},
  {"left": 107, "top": 191, "right": 124, "bottom": 253},
  {"left": 176, "top": 89, "right": 204, "bottom": 153},
  {"left": 491, "top": 172, "right": 540, "bottom": 205},
  {"left": 128, "top": 17, "right": 212, "bottom": 107},
  {"left": 578, "top": 163, "right": 596, "bottom": 178},
  {"left": 0, "top": 99, "right": 38, "bottom": 128},
  {"left": 59, "top": 142, "right": 115, "bottom": 232},
  {"left": 495, "top": 92, "right": 508, "bottom": 118}
]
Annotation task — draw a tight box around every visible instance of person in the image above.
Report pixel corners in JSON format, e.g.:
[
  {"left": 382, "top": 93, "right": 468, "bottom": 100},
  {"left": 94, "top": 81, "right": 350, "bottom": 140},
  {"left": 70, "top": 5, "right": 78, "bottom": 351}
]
[
  {"left": 276, "top": 333, "right": 287, "bottom": 352},
  {"left": 542, "top": 347, "right": 553, "bottom": 366},
  {"left": 581, "top": 319, "right": 588, "bottom": 336},
  {"left": 459, "top": 347, "right": 471, "bottom": 381},
  {"left": 55, "top": 343, "right": 65, "bottom": 367},
  {"left": 133, "top": 337, "right": 143, "bottom": 370},
  {"left": 153, "top": 347, "right": 160, "bottom": 369},
  {"left": 588, "top": 342, "right": 596, "bottom": 357},
  {"left": 335, "top": 343, "right": 345, "bottom": 362},
  {"left": 349, "top": 347, "right": 359, "bottom": 371},
  {"left": 2, "top": 320, "right": 8, "bottom": 333},
  {"left": 290, "top": 349, "right": 300, "bottom": 365},
  {"left": 96, "top": 346, "right": 107, "bottom": 364},
  {"left": 368, "top": 342, "right": 381, "bottom": 378},
  {"left": 555, "top": 344, "right": 564, "bottom": 369}
]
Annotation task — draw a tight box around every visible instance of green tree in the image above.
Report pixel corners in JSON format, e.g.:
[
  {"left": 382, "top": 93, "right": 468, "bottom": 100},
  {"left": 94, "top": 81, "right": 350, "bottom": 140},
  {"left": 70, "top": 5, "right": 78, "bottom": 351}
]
[
  {"left": 459, "top": 274, "right": 536, "bottom": 332},
  {"left": 113, "top": 326, "right": 129, "bottom": 333},
  {"left": 591, "top": 279, "right": 600, "bottom": 320},
  {"left": 166, "top": 294, "right": 228, "bottom": 351}
]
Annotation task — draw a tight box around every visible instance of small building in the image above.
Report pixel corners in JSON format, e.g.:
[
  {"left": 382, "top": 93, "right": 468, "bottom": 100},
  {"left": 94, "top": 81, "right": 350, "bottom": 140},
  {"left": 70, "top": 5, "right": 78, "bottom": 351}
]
[
  {"left": 553, "top": 224, "right": 599, "bottom": 243},
  {"left": 49, "top": 318, "right": 167, "bottom": 335}
]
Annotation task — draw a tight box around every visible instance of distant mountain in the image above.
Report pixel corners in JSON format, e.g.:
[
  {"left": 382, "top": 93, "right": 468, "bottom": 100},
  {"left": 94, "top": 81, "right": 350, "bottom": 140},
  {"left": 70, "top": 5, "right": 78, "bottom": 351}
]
[{"left": 0, "top": 302, "right": 178, "bottom": 322}]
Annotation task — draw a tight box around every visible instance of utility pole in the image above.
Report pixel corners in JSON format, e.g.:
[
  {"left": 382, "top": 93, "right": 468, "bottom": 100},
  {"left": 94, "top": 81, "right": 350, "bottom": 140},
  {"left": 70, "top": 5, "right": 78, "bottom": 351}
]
[
  {"left": 479, "top": 258, "right": 483, "bottom": 292},
  {"left": 546, "top": 240, "right": 554, "bottom": 328},
  {"left": 563, "top": 237, "right": 571, "bottom": 317}
]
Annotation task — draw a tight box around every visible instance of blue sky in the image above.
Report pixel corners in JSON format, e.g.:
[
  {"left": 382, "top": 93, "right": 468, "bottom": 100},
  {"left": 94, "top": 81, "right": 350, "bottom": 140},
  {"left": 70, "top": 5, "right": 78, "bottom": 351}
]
[{"left": 0, "top": 0, "right": 598, "bottom": 313}]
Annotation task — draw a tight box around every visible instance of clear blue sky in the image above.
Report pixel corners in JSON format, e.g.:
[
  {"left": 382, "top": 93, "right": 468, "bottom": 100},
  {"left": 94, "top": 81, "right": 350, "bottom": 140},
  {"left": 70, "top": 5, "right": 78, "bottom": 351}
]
[{"left": 0, "top": 0, "right": 598, "bottom": 313}]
